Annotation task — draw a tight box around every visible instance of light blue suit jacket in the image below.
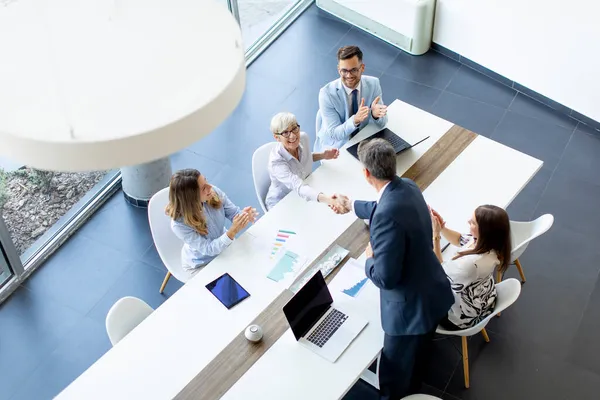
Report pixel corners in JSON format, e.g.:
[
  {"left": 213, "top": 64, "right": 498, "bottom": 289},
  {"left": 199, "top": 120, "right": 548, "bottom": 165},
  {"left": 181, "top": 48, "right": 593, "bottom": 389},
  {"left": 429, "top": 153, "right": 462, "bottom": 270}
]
[{"left": 314, "top": 75, "right": 388, "bottom": 152}]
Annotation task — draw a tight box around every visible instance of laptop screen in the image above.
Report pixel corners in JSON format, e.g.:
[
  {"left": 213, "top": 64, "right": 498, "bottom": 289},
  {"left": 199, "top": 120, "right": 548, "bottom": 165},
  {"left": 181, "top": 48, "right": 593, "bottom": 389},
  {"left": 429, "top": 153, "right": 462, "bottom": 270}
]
[
  {"left": 346, "top": 128, "right": 399, "bottom": 159},
  {"left": 283, "top": 271, "right": 333, "bottom": 340}
]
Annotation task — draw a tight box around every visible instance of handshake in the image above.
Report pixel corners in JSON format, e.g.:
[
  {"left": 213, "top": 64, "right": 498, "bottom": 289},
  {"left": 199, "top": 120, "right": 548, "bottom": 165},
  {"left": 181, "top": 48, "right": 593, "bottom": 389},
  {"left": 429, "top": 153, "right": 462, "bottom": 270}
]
[{"left": 328, "top": 193, "right": 352, "bottom": 214}]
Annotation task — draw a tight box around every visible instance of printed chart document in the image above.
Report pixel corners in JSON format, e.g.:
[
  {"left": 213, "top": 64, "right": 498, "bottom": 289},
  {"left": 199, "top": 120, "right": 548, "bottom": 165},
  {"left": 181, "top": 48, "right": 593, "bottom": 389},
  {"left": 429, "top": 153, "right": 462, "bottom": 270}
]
[
  {"left": 329, "top": 257, "right": 371, "bottom": 298},
  {"left": 266, "top": 250, "right": 307, "bottom": 283}
]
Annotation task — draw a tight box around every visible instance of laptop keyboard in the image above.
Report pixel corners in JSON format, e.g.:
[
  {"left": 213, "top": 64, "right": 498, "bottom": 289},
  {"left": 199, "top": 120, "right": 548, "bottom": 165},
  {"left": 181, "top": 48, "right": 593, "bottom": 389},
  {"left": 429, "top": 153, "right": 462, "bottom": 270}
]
[
  {"left": 306, "top": 309, "right": 348, "bottom": 348},
  {"left": 385, "top": 134, "right": 410, "bottom": 152}
]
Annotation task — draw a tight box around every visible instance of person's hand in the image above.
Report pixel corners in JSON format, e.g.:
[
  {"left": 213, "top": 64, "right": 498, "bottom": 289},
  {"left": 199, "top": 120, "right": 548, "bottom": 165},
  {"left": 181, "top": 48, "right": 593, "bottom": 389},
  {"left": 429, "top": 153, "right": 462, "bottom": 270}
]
[
  {"left": 430, "top": 207, "right": 446, "bottom": 229},
  {"left": 431, "top": 212, "right": 442, "bottom": 237},
  {"left": 366, "top": 242, "right": 374, "bottom": 258},
  {"left": 329, "top": 193, "right": 351, "bottom": 214},
  {"left": 228, "top": 212, "right": 251, "bottom": 238},
  {"left": 353, "top": 98, "right": 370, "bottom": 126},
  {"left": 322, "top": 148, "right": 339, "bottom": 160},
  {"left": 371, "top": 96, "right": 387, "bottom": 119},
  {"left": 242, "top": 206, "right": 259, "bottom": 222}
]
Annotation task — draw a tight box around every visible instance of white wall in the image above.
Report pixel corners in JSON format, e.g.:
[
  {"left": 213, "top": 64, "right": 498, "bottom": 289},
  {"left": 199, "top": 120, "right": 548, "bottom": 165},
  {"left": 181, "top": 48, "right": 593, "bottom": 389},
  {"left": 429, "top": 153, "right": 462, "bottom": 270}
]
[{"left": 434, "top": 0, "right": 600, "bottom": 121}]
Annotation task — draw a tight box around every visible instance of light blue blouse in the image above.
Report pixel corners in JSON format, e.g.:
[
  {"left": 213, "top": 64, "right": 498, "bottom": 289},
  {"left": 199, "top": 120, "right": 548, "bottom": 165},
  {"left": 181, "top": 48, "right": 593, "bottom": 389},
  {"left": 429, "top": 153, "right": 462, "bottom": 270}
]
[{"left": 170, "top": 186, "right": 241, "bottom": 270}]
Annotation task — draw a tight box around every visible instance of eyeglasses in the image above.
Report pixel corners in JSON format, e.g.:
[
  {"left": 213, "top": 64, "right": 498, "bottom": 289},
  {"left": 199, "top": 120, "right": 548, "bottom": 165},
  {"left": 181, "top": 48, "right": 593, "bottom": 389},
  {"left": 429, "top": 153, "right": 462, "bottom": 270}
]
[
  {"left": 339, "top": 66, "right": 362, "bottom": 76},
  {"left": 277, "top": 124, "right": 300, "bottom": 138}
]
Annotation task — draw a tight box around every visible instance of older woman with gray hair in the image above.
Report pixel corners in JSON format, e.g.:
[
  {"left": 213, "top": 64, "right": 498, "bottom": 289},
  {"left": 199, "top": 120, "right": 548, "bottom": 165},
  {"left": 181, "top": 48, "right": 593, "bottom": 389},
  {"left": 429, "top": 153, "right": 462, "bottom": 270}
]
[{"left": 265, "top": 112, "right": 341, "bottom": 210}]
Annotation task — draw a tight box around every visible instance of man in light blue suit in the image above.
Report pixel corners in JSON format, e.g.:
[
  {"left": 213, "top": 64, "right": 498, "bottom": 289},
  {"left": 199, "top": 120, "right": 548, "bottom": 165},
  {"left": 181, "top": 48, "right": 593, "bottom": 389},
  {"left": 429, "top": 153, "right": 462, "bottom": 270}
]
[{"left": 314, "top": 45, "right": 388, "bottom": 152}]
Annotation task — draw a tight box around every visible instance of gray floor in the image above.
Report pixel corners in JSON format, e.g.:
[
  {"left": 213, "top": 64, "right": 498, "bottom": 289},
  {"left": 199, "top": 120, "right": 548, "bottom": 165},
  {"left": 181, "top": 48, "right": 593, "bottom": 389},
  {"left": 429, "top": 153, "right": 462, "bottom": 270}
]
[{"left": 2, "top": 5, "right": 600, "bottom": 400}]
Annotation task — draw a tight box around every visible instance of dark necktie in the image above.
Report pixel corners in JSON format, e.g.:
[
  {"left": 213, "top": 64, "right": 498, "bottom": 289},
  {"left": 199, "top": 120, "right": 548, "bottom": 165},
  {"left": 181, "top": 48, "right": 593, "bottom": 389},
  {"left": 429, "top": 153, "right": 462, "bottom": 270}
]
[{"left": 351, "top": 89, "right": 358, "bottom": 116}]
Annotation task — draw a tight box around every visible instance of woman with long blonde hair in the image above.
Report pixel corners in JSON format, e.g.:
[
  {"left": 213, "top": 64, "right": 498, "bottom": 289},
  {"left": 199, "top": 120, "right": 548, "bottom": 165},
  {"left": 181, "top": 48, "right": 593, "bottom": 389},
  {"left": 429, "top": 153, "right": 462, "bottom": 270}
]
[{"left": 167, "top": 169, "right": 258, "bottom": 271}]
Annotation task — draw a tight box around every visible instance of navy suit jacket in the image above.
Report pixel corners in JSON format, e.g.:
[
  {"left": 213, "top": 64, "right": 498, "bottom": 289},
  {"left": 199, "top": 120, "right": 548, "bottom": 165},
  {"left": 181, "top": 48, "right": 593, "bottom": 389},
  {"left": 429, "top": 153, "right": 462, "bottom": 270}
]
[{"left": 356, "top": 177, "right": 454, "bottom": 336}]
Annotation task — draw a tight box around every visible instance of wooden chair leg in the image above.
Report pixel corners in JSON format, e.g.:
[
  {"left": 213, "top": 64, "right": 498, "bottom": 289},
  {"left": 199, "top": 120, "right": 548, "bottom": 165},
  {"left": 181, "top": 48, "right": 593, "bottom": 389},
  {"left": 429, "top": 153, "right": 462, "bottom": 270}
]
[
  {"left": 481, "top": 328, "right": 490, "bottom": 343},
  {"left": 461, "top": 336, "right": 470, "bottom": 388},
  {"left": 496, "top": 269, "right": 503, "bottom": 316},
  {"left": 159, "top": 272, "right": 172, "bottom": 294},
  {"left": 515, "top": 258, "right": 526, "bottom": 283}
]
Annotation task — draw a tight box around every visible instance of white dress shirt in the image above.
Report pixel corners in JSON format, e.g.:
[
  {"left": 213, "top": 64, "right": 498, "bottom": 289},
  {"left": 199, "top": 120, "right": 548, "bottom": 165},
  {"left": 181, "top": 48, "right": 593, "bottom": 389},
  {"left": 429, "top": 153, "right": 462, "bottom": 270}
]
[
  {"left": 265, "top": 131, "right": 319, "bottom": 210},
  {"left": 343, "top": 80, "right": 361, "bottom": 120},
  {"left": 351, "top": 180, "right": 391, "bottom": 215}
]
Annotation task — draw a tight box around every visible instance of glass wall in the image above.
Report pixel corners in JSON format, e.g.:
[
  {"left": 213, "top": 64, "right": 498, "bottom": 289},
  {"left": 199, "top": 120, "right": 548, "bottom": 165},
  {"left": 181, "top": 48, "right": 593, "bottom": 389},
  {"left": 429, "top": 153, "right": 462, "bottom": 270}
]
[
  {"left": 0, "top": 161, "right": 118, "bottom": 300},
  {"left": 237, "top": 0, "right": 298, "bottom": 49},
  {"left": 0, "top": 247, "right": 12, "bottom": 288},
  {"left": 0, "top": 167, "right": 108, "bottom": 259}
]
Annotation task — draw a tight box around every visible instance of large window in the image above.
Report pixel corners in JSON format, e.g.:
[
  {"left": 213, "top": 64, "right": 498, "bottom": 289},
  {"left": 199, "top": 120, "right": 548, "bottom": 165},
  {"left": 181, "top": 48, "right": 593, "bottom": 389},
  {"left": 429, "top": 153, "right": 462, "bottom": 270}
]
[
  {"left": 0, "top": 247, "right": 12, "bottom": 288},
  {"left": 221, "top": 0, "right": 312, "bottom": 57},
  {"left": 0, "top": 163, "right": 119, "bottom": 300},
  {"left": 1, "top": 167, "right": 107, "bottom": 257},
  {"left": 237, "top": 0, "right": 298, "bottom": 49}
]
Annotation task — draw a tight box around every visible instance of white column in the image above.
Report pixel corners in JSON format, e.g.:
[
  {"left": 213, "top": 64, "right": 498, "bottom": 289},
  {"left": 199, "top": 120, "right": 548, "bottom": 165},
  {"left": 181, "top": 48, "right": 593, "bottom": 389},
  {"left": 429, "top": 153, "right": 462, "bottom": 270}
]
[{"left": 120, "top": 158, "right": 172, "bottom": 207}]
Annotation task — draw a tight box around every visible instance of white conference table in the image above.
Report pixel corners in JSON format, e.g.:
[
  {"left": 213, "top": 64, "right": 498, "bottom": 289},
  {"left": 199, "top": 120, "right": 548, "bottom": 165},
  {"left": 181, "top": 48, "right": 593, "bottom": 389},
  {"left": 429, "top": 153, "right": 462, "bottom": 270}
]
[
  {"left": 57, "top": 100, "right": 542, "bottom": 400},
  {"left": 218, "top": 102, "right": 543, "bottom": 400}
]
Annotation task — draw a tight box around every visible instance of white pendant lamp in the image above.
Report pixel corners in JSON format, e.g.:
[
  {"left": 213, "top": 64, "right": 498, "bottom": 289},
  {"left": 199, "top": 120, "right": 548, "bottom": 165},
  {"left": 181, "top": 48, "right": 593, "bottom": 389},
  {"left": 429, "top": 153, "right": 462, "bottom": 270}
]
[{"left": 0, "top": 0, "right": 245, "bottom": 172}]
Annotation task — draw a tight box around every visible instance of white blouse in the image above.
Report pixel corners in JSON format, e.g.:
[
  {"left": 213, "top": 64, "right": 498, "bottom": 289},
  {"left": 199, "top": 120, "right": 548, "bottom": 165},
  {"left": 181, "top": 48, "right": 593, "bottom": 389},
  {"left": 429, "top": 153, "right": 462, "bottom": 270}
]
[
  {"left": 265, "top": 131, "right": 319, "bottom": 210},
  {"left": 442, "top": 235, "right": 499, "bottom": 328}
]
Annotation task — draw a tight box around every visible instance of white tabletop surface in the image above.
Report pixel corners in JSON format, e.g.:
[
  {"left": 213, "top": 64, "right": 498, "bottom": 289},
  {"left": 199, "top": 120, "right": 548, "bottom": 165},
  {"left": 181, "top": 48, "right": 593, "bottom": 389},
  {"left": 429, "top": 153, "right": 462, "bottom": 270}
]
[
  {"left": 56, "top": 100, "right": 542, "bottom": 400},
  {"left": 221, "top": 103, "right": 543, "bottom": 400}
]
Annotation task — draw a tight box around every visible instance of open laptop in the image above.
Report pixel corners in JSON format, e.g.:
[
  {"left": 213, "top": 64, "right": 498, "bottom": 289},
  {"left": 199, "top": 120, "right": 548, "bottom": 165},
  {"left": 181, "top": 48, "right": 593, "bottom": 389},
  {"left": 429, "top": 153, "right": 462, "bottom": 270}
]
[
  {"left": 282, "top": 270, "right": 368, "bottom": 363},
  {"left": 346, "top": 127, "right": 429, "bottom": 160}
]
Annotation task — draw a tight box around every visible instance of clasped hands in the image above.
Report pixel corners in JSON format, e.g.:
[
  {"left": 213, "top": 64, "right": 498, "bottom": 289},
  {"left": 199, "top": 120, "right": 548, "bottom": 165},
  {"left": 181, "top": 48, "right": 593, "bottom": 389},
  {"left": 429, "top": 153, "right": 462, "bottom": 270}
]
[
  {"left": 328, "top": 193, "right": 352, "bottom": 214},
  {"left": 327, "top": 194, "right": 373, "bottom": 258},
  {"left": 229, "top": 206, "right": 259, "bottom": 236}
]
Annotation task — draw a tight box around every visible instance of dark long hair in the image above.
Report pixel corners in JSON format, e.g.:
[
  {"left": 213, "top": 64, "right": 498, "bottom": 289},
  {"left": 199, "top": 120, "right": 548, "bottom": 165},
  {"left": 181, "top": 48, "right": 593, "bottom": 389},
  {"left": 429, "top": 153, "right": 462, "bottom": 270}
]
[
  {"left": 454, "top": 205, "right": 512, "bottom": 273},
  {"left": 165, "top": 169, "right": 221, "bottom": 235}
]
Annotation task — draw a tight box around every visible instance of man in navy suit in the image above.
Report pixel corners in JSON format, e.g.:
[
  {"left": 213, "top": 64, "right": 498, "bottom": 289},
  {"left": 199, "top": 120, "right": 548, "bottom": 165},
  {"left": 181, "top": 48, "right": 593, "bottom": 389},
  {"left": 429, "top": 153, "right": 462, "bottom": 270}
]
[
  {"left": 332, "top": 139, "right": 453, "bottom": 399},
  {"left": 314, "top": 46, "right": 388, "bottom": 152}
]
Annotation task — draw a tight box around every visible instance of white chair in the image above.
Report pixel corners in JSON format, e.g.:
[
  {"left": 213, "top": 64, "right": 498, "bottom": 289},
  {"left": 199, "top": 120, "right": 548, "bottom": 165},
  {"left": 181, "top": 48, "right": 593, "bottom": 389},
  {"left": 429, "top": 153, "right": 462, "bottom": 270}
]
[
  {"left": 105, "top": 296, "right": 154, "bottom": 346},
  {"left": 252, "top": 142, "right": 277, "bottom": 214},
  {"left": 436, "top": 278, "right": 522, "bottom": 388},
  {"left": 497, "top": 214, "right": 554, "bottom": 283},
  {"left": 148, "top": 187, "right": 196, "bottom": 293},
  {"left": 402, "top": 395, "right": 442, "bottom": 400}
]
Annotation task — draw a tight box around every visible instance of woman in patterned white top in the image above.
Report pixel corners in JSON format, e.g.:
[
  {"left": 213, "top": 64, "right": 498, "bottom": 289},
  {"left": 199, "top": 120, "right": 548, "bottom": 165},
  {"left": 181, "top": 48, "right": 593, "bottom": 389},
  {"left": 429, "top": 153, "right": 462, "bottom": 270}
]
[
  {"left": 167, "top": 169, "right": 259, "bottom": 271},
  {"left": 430, "top": 205, "right": 511, "bottom": 330},
  {"left": 265, "top": 112, "right": 342, "bottom": 210}
]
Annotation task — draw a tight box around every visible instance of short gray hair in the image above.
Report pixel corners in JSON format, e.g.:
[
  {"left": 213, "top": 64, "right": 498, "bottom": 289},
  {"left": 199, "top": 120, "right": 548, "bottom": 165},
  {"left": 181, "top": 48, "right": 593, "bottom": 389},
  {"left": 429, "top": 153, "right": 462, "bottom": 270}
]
[
  {"left": 270, "top": 112, "right": 297, "bottom": 135},
  {"left": 357, "top": 138, "right": 396, "bottom": 181}
]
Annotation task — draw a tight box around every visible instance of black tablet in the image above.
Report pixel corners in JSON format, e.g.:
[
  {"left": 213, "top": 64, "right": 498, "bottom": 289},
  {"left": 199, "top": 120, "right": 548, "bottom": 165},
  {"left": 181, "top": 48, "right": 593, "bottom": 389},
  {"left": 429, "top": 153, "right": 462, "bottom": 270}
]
[{"left": 205, "top": 273, "right": 250, "bottom": 309}]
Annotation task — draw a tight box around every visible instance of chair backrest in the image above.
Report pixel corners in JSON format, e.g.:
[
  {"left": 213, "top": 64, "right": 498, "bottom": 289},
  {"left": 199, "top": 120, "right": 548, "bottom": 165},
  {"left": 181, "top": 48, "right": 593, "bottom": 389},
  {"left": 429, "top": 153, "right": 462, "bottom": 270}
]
[
  {"left": 510, "top": 214, "right": 554, "bottom": 261},
  {"left": 493, "top": 278, "right": 522, "bottom": 313},
  {"left": 437, "top": 278, "right": 522, "bottom": 336},
  {"left": 148, "top": 188, "right": 191, "bottom": 282},
  {"left": 105, "top": 296, "right": 154, "bottom": 346},
  {"left": 401, "top": 395, "right": 442, "bottom": 400},
  {"left": 252, "top": 142, "right": 277, "bottom": 213},
  {"left": 316, "top": 109, "right": 323, "bottom": 134}
]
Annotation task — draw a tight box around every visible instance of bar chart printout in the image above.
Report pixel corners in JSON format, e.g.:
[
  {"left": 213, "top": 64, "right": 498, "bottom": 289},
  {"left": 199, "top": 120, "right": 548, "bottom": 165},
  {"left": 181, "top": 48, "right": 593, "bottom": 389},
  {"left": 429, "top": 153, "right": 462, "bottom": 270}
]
[
  {"left": 267, "top": 250, "right": 305, "bottom": 283},
  {"left": 329, "top": 258, "right": 370, "bottom": 298},
  {"left": 270, "top": 229, "right": 296, "bottom": 259},
  {"left": 342, "top": 277, "right": 368, "bottom": 298}
]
